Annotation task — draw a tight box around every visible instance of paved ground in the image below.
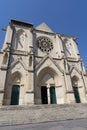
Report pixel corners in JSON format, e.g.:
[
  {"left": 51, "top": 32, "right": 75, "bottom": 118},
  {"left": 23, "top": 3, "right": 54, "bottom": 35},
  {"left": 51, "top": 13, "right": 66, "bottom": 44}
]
[{"left": 0, "top": 118, "right": 87, "bottom": 130}]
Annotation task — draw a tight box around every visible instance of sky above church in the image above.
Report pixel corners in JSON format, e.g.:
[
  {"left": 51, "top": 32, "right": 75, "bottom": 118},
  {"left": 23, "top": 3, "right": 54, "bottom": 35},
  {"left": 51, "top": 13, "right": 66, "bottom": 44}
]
[{"left": 0, "top": 0, "right": 87, "bottom": 69}]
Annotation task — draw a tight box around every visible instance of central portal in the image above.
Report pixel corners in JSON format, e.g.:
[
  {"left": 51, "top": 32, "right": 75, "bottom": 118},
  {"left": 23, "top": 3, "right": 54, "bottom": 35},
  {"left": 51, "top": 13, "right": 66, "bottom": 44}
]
[
  {"left": 41, "top": 86, "right": 57, "bottom": 104},
  {"left": 41, "top": 86, "right": 48, "bottom": 104},
  {"left": 37, "top": 67, "right": 57, "bottom": 104}
]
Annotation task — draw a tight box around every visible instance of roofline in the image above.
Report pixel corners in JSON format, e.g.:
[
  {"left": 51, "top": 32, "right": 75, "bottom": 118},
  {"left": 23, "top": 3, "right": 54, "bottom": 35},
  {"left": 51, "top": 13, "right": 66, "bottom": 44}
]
[
  {"left": 10, "top": 19, "right": 33, "bottom": 27},
  {"left": 9, "top": 19, "right": 77, "bottom": 40},
  {"left": 34, "top": 28, "right": 76, "bottom": 39}
]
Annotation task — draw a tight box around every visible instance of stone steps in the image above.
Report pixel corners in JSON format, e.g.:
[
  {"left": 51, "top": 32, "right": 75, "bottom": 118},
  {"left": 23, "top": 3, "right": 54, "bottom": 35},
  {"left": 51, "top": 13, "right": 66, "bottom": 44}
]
[{"left": 0, "top": 103, "right": 87, "bottom": 126}]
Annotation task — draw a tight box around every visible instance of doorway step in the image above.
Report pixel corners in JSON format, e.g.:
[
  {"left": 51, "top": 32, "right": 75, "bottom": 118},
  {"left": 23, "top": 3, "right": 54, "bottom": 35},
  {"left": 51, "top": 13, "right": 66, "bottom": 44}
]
[{"left": 0, "top": 103, "right": 87, "bottom": 126}]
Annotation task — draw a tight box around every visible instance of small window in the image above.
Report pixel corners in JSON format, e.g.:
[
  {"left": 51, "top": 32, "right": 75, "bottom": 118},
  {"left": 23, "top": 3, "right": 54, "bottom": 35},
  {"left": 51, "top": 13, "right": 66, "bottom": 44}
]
[{"left": 29, "top": 56, "right": 32, "bottom": 66}]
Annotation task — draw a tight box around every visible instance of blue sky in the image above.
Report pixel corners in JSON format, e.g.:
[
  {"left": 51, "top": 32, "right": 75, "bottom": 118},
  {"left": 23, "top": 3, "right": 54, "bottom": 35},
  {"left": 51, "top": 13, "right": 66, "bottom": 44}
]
[{"left": 0, "top": 0, "right": 87, "bottom": 69}]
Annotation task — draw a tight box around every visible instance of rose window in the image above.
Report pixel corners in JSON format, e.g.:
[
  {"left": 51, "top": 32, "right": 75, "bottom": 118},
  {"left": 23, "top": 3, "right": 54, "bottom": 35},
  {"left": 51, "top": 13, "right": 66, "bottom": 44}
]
[{"left": 37, "top": 36, "right": 53, "bottom": 53}]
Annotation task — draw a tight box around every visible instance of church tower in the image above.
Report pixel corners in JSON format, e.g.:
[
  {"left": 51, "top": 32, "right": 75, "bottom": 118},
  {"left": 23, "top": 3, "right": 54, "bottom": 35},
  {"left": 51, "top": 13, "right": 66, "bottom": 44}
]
[{"left": 0, "top": 19, "right": 87, "bottom": 105}]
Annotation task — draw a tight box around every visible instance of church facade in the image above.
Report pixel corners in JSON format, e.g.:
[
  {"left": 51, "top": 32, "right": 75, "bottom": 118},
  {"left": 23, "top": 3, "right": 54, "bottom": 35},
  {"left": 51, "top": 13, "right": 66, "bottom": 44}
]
[{"left": 0, "top": 19, "right": 87, "bottom": 105}]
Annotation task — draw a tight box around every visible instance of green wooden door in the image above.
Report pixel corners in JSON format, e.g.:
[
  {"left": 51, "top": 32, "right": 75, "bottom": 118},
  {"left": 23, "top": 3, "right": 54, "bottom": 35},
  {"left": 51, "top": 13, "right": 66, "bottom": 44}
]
[
  {"left": 50, "top": 87, "right": 57, "bottom": 104},
  {"left": 73, "top": 87, "right": 81, "bottom": 103},
  {"left": 41, "top": 86, "right": 48, "bottom": 104},
  {"left": 11, "top": 85, "right": 20, "bottom": 105}
]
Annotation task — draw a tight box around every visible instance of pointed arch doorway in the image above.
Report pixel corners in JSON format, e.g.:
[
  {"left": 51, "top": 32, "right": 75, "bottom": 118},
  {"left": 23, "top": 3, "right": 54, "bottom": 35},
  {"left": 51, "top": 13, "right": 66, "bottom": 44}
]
[
  {"left": 10, "top": 85, "right": 20, "bottom": 105},
  {"left": 38, "top": 68, "right": 57, "bottom": 104},
  {"left": 72, "top": 76, "right": 81, "bottom": 103}
]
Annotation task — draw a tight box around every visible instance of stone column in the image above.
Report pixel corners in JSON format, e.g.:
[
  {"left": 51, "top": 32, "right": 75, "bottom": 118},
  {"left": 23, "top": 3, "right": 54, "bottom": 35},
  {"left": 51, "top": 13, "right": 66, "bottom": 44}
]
[
  {"left": 19, "top": 84, "right": 24, "bottom": 105},
  {"left": 47, "top": 84, "right": 50, "bottom": 104}
]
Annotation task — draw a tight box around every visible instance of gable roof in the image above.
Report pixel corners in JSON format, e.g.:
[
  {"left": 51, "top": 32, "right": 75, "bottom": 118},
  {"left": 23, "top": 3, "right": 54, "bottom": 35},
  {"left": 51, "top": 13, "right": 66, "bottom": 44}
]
[
  {"left": 9, "top": 58, "right": 28, "bottom": 71},
  {"left": 36, "top": 22, "right": 53, "bottom": 33},
  {"left": 35, "top": 55, "right": 64, "bottom": 74}
]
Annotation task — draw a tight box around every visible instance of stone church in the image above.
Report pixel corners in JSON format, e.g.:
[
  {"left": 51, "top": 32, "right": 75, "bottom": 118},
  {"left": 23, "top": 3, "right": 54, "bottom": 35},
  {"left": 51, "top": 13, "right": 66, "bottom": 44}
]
[{"left": 0, "top": 19, "right": 87, "bottom": 105}]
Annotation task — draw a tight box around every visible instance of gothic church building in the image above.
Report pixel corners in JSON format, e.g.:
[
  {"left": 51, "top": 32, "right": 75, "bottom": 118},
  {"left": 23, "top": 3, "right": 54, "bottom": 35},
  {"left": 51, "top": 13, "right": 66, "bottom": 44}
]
[{"left": 0, "top": 19, "right": 87, "bottom": 105}]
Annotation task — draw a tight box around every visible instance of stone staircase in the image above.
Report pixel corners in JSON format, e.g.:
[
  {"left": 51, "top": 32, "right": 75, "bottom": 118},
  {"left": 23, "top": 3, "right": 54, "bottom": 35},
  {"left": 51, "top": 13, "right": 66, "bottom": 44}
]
[{"left": 0, "top": 103, "right": 87, "bottom": 126}]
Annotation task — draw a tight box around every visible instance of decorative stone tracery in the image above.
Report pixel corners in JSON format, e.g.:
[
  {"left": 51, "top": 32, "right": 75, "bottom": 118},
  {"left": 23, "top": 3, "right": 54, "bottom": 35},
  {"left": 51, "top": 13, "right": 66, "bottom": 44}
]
[{"left": 37, "top": 36, "right": 53, "bottom": 53}]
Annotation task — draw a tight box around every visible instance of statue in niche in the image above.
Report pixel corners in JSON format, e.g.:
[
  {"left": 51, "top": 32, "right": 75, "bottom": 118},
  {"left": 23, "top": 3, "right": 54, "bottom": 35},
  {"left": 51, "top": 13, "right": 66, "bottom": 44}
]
[
  {"left": 16, "top": 29, "right": 27, "bottom": 50},
  {"left": 64, "top": 38, "right": 74, "bottom": 57}
]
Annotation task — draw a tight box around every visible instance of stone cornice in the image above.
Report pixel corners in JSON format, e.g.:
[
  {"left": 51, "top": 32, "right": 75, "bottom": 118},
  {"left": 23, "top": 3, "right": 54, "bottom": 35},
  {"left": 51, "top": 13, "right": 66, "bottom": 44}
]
[
  {"left": 33, "top": 29, "right": 76, "bottom": 39},
  {"left": 33, "top": 28, "right": 55, "bottom": 36},
  {"left": 10, "top": 49, "right": 29, "bottom": 56},
  {"left": 35, "top": 55, "right": 81, "bottom": 62},
  {"left": 10, "top": 19, "right": 33, "bottom": 28}
]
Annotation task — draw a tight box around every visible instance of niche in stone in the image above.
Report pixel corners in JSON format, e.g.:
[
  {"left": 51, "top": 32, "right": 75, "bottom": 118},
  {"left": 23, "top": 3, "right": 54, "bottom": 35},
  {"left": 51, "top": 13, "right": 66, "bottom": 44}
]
[
  {"left": 16, "top": 29, "right": 27, "bottom": 50},
  {"left": 2, "top": 53, "right": 8, "bottom": 65},
  {"left": 63, "top": 38, "right": 74, "bottom": 57}
]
